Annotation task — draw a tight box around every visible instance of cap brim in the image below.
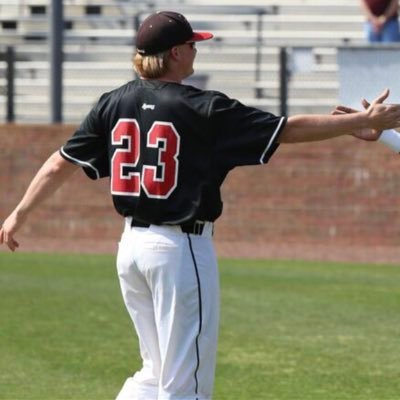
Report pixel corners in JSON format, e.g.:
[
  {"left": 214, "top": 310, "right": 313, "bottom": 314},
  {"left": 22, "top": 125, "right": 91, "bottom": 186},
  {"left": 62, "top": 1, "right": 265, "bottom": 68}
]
[{"left": 190, "top": 31, "right": 214, "bottom": 42}]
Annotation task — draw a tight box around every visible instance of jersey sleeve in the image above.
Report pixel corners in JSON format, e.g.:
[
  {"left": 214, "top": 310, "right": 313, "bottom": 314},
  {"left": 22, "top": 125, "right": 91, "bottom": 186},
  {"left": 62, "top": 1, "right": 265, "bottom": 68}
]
[
  {"left": 208, "top": 93, "right": 286, "bottom": 170},
  {"left": 60, "top": 94, "right": 110, "bottom": 180}
]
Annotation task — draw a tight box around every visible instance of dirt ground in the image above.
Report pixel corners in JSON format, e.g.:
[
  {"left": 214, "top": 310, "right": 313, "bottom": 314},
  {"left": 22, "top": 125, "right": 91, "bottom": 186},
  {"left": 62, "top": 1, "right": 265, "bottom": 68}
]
[{"left": 2, "top": 235, "right": 400, "bottom": 266}]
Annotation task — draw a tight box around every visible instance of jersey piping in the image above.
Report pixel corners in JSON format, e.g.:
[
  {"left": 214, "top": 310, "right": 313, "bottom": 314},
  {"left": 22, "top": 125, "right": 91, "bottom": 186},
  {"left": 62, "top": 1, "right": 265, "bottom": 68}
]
[
  {"left": 259, "top": 116, "right": 285, "bottom": 164},
  {"left": 60, "top": 146, "right": 101, "bottom": 179}
]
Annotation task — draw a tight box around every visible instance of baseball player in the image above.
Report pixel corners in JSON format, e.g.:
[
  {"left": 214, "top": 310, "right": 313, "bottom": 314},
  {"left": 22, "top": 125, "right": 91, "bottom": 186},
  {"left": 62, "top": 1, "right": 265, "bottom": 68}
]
[{"left": 2, "top": 10, "right": 400, "bottom": 400}]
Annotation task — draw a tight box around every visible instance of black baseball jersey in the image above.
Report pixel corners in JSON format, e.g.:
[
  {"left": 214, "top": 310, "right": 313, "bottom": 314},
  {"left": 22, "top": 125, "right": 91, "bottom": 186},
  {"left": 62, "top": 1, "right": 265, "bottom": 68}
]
[{"left": 60, "top": 79, "right": 286, "bottom": 224}]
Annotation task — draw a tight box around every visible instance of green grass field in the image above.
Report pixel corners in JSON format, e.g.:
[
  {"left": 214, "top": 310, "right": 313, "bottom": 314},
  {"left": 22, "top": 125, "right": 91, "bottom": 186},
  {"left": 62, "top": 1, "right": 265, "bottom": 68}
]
[{"left": 0, "top": 253, "right": 399, "bottom": 400}]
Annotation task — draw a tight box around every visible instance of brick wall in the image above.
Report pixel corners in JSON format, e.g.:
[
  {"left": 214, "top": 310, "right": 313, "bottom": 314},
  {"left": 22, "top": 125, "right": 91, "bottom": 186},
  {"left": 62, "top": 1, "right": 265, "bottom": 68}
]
[
  {"left": 0, "top": 124, "right": 119, "bottom": 242},
  {"left": 1, "top": 124, "right": 400, "bottom": 258},
  {"left": 219, "top": 138, "right": 400, "bottom": 247}
]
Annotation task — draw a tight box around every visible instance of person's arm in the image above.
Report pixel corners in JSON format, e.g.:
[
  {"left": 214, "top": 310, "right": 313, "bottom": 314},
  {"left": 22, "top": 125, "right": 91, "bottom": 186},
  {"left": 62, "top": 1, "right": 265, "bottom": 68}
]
[
  {"left": 360, "top": 0, "right": 376, "bottom": 20},
  {"left": 0, "top": 151, "right": 79, "bottom": 251},
  {"left": 279, "top": 104, "right": 400, "bottom": 143},
  {"left": 279, "top": 89, "right": 400, "bottom": 143},
  {"left": 359, "top": 0, "right": 384, "bottom": 32}
]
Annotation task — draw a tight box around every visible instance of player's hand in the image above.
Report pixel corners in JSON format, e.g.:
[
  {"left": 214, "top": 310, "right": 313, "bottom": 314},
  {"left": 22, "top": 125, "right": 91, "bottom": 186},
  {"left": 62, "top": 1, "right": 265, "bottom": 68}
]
[
  {"left": 332, "top": 89, "right": 389, "bottom": 117},
  {"left": 332, "top": 89, "right": 396, "bottom": 141},
  {"left": 0, "top": 211, "right": 25, "bottom": 251},
  {"left": 362, "top": 89, "right": 400, "bottom": 137}
]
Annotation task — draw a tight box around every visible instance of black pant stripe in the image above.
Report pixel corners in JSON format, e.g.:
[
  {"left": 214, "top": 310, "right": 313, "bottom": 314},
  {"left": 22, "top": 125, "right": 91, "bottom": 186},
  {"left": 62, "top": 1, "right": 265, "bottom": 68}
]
[{"left": 187, "top": 233, "right": 202, "bottom": 399}]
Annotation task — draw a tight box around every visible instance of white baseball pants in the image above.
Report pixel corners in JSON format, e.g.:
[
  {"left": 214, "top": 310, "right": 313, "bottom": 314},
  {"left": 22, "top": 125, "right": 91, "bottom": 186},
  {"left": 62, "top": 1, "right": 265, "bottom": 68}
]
[{"left": 115, "top": 219, "right": 219, "bottom": 400}]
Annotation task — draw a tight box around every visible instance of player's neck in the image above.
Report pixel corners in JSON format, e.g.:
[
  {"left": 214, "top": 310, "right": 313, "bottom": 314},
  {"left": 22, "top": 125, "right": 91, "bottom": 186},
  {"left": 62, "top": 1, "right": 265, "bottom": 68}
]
[
  {"left": 140, "top": 68, "right": 193, "bottom": 84},
  {"left": 158, "top": 70, "right": 184, "bottom": 83},
  {"left": 140, "top": 76, "right": 182, "bottom": 84}
]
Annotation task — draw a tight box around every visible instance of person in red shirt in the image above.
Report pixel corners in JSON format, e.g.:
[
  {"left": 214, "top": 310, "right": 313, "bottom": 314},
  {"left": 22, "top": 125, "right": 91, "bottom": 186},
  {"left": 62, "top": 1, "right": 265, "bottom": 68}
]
[{"left": 360, "top": 0, "right": 400, "bottom": 42}]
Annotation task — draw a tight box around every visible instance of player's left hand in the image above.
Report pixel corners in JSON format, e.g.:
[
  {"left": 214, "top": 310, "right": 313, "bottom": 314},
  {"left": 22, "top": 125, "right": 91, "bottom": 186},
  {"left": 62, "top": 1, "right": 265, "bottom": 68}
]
[{"left": 331, "top": 89, "right": 390, "bottom": 141}]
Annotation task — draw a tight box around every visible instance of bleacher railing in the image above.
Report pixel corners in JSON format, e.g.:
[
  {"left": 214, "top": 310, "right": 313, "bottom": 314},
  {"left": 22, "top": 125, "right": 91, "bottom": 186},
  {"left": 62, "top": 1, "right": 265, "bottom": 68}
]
[
  {"left": 5, "top": 46, "right": 15, "bottom": 123},
  {"left": 2, "top": 43, "right": 295, "bottom": 123}
]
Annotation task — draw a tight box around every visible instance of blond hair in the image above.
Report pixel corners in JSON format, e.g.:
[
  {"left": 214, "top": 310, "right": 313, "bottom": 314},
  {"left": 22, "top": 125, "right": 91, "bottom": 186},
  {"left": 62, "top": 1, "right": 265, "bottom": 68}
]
[{"left": 133, "top": 50, "right": 171, "bottom": 79}]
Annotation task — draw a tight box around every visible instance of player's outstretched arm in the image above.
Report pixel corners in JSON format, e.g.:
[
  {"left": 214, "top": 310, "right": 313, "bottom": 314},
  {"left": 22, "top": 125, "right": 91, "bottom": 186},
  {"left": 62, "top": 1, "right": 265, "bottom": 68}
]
[
  {"left": 0, "top": 151, "right": 79, "bottom": 251},
  {"left": 278, "top": 89, "right": 400, "bottom": 143}
]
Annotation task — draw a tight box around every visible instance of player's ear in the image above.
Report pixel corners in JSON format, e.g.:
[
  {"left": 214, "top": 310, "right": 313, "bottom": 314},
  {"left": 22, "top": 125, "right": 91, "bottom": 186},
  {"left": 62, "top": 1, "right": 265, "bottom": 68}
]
[{"left": 169, "top": 46, "right": 180, "bottom": 61}]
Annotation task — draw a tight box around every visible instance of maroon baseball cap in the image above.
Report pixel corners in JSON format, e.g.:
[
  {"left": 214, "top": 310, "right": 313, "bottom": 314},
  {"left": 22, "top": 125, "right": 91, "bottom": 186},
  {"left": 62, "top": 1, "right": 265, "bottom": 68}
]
[{"left": 136, "top": 11, "right": 214, "bottom": 55}]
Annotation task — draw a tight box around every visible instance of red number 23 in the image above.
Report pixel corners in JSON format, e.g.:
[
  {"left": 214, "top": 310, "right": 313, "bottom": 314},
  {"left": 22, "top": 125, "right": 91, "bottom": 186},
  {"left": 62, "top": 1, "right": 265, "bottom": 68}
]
[{"left": 111, "top": 119, "right": 180, "bottom": 199}]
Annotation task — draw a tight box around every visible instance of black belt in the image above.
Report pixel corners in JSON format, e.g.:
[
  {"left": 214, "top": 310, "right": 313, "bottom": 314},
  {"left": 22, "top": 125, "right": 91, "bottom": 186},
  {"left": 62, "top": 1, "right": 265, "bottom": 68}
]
[{"left": 130, "top": 219, "right": 207, "bottom": 235}]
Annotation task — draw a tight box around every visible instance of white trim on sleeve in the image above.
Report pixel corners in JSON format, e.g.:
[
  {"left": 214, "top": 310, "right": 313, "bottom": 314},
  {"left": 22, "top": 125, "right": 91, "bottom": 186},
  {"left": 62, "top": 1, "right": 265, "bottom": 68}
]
[
  {"left": 259, "top": 117, "right": 285, "bottom": 164},
  {"left": 60, "top": 146, "right": 100, "bottom": 179}
]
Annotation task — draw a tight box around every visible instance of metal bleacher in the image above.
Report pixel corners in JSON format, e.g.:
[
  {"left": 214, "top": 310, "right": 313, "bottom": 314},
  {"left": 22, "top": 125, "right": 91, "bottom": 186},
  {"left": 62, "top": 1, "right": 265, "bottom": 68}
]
[{"left": 0, "top": 0, "right": 366, "bottom": 123}]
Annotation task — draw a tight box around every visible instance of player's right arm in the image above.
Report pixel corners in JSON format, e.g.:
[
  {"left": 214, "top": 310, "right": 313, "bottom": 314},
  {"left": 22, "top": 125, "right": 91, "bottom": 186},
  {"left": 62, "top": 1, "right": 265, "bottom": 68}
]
[{"left": 0, "top": 151, "right": 79, "bottom": 251}]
